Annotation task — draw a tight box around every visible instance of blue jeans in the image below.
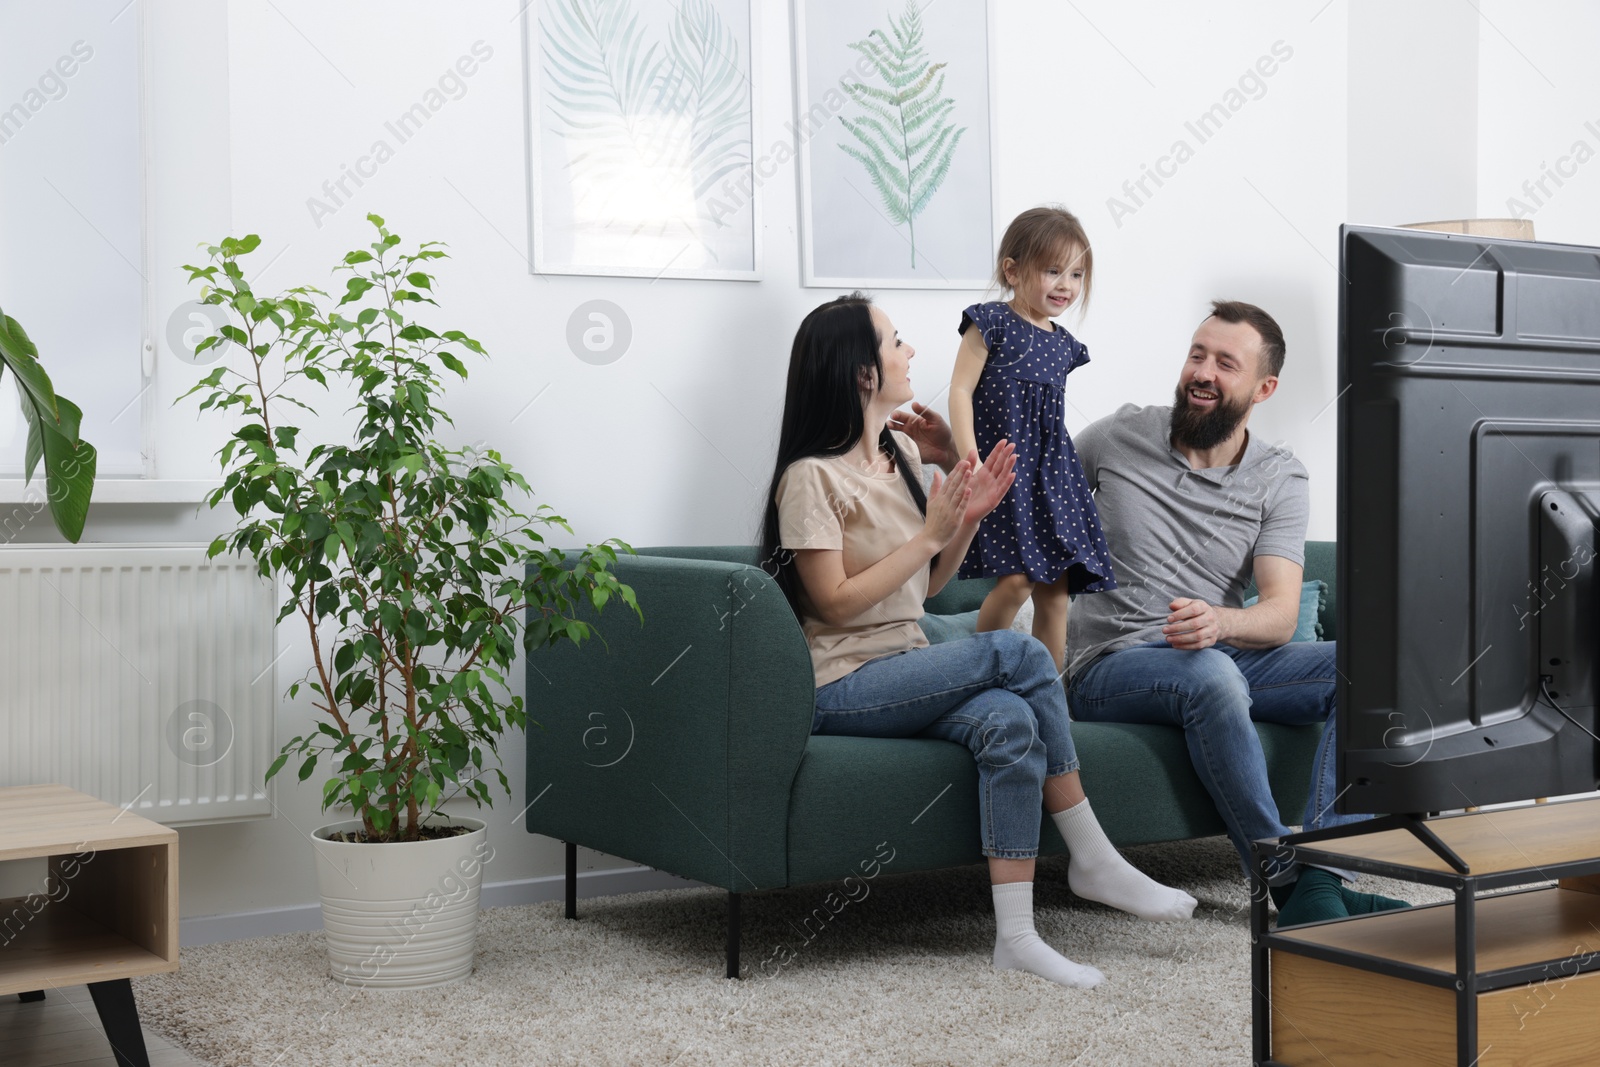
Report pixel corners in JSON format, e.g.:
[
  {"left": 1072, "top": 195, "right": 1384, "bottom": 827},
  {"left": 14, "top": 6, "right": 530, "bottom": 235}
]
[
  {"left": 814, "top": 630, "right": 1076, "bottom": 860},
  {"left": 1068, "top": 640, "right": 1362, "bottom": 883}
]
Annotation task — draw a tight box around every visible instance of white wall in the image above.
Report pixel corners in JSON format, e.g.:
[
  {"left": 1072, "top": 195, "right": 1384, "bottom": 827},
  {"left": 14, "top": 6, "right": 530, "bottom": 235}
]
[
  {"left": 1346, "top": 0, "right": 1478, "bottom": 227},
  {"left": 1474, "top": 0, "right": 1600, "bottom": 246},
  {"left": 7, "top": 0, "right": 1598, "bottom": 931}
]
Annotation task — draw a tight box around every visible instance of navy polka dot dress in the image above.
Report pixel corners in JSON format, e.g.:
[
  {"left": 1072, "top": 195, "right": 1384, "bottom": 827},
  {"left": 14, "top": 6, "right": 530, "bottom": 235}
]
[{"left": 956, "top": 301, "right": 1116, "bottom": 593}]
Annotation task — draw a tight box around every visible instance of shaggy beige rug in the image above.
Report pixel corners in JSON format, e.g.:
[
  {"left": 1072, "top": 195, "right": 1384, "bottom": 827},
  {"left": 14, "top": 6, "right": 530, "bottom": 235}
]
[{"left": 134, "top": 836, "right": 1447, "bottom": 1067}]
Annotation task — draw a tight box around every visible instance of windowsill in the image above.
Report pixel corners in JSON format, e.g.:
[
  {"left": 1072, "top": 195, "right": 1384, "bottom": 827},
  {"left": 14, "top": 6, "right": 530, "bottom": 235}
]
[{"left": 0, "top": 479, "right": 222, "bottom": 504}]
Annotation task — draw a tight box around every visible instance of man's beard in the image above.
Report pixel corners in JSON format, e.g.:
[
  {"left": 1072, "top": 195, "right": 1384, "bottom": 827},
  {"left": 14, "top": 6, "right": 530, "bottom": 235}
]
[{"left": 1170, "top": 382, "right": 1252, "bottom": 452}]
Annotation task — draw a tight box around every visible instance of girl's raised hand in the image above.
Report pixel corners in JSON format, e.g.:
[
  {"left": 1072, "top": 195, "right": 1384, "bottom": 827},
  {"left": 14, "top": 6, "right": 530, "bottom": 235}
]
[
  {"left": 922, "top": 459, "right": 973, "bottom": 549},
  {"left": 963, "top": 440, "right": 1017, "bottom": 525}
]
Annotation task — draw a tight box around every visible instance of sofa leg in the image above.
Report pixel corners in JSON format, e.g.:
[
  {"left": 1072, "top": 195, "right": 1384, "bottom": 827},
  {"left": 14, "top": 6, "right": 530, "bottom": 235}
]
[
  {"left": 565, "top": 841, "right": 577, "bottom": 920},
  {"left": 726, "top": 891, "right": 741, "bottom": 979}
]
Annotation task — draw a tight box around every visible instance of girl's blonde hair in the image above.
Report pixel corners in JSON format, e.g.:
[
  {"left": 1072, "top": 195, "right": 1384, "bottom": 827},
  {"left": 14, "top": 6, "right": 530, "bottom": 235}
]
[{"left": 993, "top": 206, "right": 1093, "bottom": 312}]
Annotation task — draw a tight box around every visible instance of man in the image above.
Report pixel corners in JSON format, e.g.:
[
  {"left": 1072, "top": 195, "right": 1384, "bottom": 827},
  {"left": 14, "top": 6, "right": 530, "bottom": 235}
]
[{"left": 1064, "top": 300, "right": 1403, "bottom": 926}]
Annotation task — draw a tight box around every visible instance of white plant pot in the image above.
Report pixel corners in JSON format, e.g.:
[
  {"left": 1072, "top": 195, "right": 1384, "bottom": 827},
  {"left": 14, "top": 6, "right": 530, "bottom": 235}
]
[{"left": 310, "top": 816, "right": 489, "bottom": 989}]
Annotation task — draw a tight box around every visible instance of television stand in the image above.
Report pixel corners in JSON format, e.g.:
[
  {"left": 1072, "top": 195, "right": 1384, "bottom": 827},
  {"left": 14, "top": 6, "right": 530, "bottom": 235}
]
[
  {"left": 1251, "top": 796, "right": 1600, "bottom": 1066},
  {"left": 1286, "top": 811, "right": 1471, "bottom": 873}
]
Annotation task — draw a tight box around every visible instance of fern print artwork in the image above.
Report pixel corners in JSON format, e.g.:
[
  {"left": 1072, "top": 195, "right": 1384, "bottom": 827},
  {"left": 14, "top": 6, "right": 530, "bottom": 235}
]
[
  {"left": 533, "top": 0, "right": 756, "bottom": 278},
  {"left": 836, "top": 1, "right": 966, "bottom": 269}
]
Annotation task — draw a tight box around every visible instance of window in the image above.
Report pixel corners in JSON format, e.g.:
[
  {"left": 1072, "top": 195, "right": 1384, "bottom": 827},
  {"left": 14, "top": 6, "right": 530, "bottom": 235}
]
[{"left": 0, "top": 0, "right": 145, "bottom": 476}]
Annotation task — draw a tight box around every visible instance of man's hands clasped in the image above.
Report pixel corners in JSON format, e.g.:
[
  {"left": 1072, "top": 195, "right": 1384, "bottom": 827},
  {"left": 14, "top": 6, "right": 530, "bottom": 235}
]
[{"left": 1163, "top": 598, "right": 1222, "bottom": 650}]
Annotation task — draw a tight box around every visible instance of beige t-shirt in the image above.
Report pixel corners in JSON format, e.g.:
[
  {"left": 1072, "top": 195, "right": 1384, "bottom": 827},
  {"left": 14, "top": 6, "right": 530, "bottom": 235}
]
[{"left": 775, "top": 431, "right": 929, "bottom": 688}]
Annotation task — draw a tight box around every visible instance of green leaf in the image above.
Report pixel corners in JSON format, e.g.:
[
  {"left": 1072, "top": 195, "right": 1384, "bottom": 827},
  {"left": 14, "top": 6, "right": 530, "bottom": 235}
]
[
  {"left": 21, "top": 396, "right": 97, "bottom": 542},
  {"left": 340, "top": 278, "right": 375, "bottom": 306},
  {"left": 0, "top": 313, "right": 58, "bottom": 423},
  {"left": 391, "top": 453, "right": 425, "bottom": 476}
]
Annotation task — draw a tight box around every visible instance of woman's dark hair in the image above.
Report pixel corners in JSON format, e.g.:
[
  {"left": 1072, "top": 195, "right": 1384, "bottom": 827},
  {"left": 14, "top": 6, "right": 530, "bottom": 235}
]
[{"left": 759, "top": 292, "right": 930, "bottom": 615}]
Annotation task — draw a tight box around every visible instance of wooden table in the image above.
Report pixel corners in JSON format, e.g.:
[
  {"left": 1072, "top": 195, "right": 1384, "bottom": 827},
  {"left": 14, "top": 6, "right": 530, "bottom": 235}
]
[
  {"left": 1254, "top": 797, "right": 1600, "bottom": 1065},
  {"left": 0, "top": 784, "right": 179, "bottom": 1067}
]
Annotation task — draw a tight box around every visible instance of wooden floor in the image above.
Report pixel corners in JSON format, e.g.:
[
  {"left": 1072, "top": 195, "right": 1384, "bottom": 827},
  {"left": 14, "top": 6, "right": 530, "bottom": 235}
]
[{"left": 1, "top": 984, "right": 202, "bottom": 1067}]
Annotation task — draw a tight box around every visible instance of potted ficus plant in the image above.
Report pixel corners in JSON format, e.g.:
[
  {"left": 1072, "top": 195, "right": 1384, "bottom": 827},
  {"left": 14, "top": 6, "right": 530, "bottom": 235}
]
[{"left": 182, "top": 214, "right": 636, "bottom": 988}]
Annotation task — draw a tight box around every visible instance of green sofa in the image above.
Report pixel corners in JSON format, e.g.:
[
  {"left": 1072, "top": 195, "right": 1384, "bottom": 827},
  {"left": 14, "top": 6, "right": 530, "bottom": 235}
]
[{"left": 526, "top": 542, "right": 1336, "bottom": 977}]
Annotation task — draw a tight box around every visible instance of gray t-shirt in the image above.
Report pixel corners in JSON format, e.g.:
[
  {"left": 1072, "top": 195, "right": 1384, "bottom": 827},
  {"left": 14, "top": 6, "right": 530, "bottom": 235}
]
[{"left": 1066, "top": 403, "right": 1310, "bottom": 679}]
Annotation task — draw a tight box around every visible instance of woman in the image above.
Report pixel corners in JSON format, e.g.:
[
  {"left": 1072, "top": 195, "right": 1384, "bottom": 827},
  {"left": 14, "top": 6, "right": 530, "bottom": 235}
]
[{"left": 760, "top": 294, "right": 1195, "bottom": 989}]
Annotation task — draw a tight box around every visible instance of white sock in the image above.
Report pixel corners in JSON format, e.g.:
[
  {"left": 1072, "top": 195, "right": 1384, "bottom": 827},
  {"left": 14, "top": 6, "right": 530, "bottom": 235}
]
[
  {"left": 1053, "top": 798, "right": 1198, "bottom": 922},
  {"left": 991, "top": 881, "right": 1104, "bottom": 989}
]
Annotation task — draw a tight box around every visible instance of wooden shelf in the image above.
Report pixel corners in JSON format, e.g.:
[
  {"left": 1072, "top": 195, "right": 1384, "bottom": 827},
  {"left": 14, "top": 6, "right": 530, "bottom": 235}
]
[
  {"left": 1271, "top": 951, "right": 1600, "bottom": 1066},
  {"left": 0, "top": 785, "right": 178, "bottom": 995},
  {"left": 1295, "top": 797, "right": 1600, "bottom": 878},
  {"left": 0, "top": 897, "right": 175, "bottom": 993},
  {"left": 1274, "top": 885, "right": 1600, "bottom": 976}
]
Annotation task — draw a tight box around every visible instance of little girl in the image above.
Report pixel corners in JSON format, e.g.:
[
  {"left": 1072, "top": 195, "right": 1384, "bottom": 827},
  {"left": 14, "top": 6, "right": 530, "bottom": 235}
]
[{"left": 949, "top": 206, "right": 1115, "bottom": 673}]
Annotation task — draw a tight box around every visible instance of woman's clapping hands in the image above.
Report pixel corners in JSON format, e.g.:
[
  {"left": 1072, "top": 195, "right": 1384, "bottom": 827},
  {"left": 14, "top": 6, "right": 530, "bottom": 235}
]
[
  {"left": 922, "top": 461, "right": 973, "bottom": 549},
  {"left": 962, "top": 440, "right": 1016, "bottom": 525},
  {"left": 922, "top": 440, "right": 1015, "bottom": 549}
]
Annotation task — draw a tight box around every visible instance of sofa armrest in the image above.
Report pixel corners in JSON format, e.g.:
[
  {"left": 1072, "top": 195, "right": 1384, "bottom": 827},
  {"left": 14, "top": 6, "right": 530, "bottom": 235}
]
[
  {"left": 924, "top": 574, "right": 996, "bottom": 615},
  {"left": 525, "top": 554, "right": 816, "bottom": 892}
]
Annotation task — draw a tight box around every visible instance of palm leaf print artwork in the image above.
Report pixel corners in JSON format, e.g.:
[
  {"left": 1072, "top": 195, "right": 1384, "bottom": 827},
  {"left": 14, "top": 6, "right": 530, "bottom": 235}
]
[
  {"left": 540, "top": 0, "right": 751, "bottom": 254},
  {"left": 541, "top": 0, "right": 666, "bottom": 190},
  {"left": 837, "top": 1, "right": 966, "bottom": 268},
  {"left": 657, "top": 0, "right": 751, "bottom": 219}
]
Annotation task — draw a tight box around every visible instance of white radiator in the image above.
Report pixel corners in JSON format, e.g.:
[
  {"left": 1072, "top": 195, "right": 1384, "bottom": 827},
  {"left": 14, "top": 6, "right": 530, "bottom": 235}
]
[{"left": 0, "top": 543, "right": 277, "bottom": 825}]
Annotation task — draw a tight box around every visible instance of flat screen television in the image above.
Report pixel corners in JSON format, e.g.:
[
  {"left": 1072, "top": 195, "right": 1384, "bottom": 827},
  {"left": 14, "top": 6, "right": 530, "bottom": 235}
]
[{"left": 1337, "top": 223, "right": 1600, "bottom": 816}]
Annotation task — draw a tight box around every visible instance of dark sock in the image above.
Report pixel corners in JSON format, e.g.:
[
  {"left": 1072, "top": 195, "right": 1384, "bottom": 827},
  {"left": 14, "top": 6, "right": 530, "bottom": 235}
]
[
  {"left": 1338, "top": 884, "right": 1410, "bottom": 914},
  {"left": 1274, "top": 869, "right": 1349, "bottom": 927},
  {"left": 1268, "top": 881, "right": 1294, "bottom": 911}
]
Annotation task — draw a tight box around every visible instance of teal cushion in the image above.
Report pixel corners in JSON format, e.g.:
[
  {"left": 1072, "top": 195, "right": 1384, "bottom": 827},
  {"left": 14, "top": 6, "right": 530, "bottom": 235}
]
[
  {"left": 919, "top": 610, "right": 979, "bottom": 645},
  {"left": 1243, "top": 580, "right": 1326, "bottom": 642}
]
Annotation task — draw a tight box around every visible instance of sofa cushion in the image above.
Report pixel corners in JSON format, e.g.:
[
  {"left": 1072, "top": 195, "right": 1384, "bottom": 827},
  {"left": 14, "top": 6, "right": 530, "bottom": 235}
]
[
  {"left": 785, "top": 720, "right": 1323, "bottom": 886},
  {"left": 1243, "top": 579, "right": 1327, "bottom": 642},
  {"left": 919, "top": 610, "right": 979, "bottom": 645}
]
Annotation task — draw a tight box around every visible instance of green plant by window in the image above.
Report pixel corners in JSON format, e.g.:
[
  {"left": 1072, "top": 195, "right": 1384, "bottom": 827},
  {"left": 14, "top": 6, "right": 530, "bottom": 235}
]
[
  {"left": 0, "top": 308, "right": 98, "bottom": 541},
  {"left": 182, "top": 214, "right": 637, "bottom": 842}
]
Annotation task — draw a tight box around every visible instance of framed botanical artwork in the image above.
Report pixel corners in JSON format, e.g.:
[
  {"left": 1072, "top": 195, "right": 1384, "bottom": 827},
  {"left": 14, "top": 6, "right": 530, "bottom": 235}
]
[
  {"left": 523, "top": 0, "right": 760, "bottom": 280},
  {"left": 794, "top": 0, "right": 996, "bottom": 289}
]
